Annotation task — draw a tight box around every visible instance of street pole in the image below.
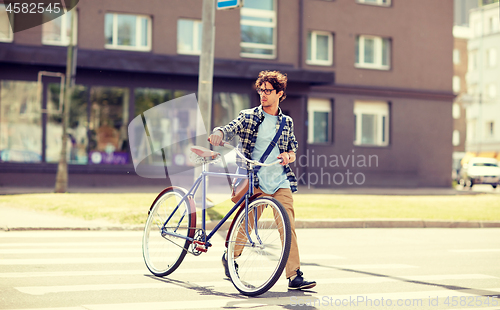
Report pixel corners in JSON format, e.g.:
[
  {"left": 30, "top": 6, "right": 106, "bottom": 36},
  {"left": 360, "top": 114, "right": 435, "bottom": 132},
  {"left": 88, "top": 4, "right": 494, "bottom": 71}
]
[
  {"left": 194, "top": 0, "right": 216, "bottom": 205},
  {"left": 55, "top": 1, "right": 77, "bottom": 193},
  {"left": 196, "top": 0, "right": 215, "bottom": 146}
]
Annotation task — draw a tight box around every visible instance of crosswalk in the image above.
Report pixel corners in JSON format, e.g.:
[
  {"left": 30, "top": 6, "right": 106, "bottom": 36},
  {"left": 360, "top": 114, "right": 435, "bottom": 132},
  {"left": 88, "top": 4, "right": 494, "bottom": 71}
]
[{"left": 1, "top": 229, "right": 499, "bottom": 310}]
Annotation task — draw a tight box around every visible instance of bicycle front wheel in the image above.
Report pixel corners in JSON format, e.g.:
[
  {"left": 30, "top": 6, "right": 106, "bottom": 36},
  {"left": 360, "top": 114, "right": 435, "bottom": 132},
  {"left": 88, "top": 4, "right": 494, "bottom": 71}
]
[
  {"left": 142, "top": 187, "right": 196, "bottom": 277},
  {"left": 226, "top": 196, "right": 291, "bottom": 296}
]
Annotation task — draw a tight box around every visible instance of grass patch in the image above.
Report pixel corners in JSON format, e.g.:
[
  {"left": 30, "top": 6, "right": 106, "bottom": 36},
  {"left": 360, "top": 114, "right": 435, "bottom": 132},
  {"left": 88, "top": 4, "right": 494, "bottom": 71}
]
[
  {"left": 209, "top": 193, "right": 500, "bottom": 222},
  {"left": 0, "top": 193, "right": 499, "bottom": 225}
]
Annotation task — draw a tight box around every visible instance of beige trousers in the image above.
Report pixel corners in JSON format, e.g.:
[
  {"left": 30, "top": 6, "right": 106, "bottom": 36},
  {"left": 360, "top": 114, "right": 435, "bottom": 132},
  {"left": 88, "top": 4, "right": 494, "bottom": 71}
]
[{"left": 252, "top": 187, "right": 300, "bottom": 279}]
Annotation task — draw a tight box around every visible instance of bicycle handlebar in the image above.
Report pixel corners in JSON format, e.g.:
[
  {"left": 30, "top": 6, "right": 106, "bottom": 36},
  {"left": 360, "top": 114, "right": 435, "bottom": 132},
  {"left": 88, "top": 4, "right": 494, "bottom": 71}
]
[{"left": 220, "top": 142, "right": 283, "bottom": 166}]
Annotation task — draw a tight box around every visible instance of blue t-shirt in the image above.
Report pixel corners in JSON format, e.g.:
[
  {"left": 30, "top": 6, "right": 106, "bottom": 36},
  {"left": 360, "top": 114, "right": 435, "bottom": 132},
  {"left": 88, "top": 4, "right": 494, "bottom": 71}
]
[{"left": 251, "top": 111, "right": 290, "bottom": 194}]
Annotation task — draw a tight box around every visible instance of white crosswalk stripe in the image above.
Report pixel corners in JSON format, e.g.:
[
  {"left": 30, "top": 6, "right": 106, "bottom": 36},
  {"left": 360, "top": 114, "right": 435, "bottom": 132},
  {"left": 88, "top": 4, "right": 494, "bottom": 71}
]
[
  {"left": 13, "top": 274, "right": 498, "bottom": 296},
  {"left": 1, "top": 230, "right": 499, "bottom": 310}
]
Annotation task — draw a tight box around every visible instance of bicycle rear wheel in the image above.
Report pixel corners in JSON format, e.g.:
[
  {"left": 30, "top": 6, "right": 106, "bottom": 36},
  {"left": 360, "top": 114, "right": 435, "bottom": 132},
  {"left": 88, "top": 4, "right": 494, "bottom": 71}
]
[
  {"left": 142, "top": 187, "right": 196, "bottom": 277},
  {"left": 226, "top": 196, "right": 291, "bottom": 296}
]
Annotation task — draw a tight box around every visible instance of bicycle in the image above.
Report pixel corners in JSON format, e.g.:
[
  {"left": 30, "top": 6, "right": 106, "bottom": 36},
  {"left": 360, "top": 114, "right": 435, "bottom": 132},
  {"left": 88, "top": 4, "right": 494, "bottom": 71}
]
[{"left": 142, "top": 142, "right": 292, "bottom": 296}]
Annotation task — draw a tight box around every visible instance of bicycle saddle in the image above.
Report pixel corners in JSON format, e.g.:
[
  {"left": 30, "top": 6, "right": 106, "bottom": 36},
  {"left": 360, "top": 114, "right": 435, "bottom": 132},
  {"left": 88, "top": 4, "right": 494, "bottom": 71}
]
[{"left": 190, "top": 146, "right": 220, "bottom": 159}]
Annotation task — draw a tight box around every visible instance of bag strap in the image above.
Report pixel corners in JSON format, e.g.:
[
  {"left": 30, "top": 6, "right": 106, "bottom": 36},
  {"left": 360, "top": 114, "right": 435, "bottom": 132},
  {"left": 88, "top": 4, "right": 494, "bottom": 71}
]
[
  {"left": 223, "top": 116, "right": 286, "bottom": 194},
  {"left": 254, "top": 117, "right": 286, "bottom": 174}
]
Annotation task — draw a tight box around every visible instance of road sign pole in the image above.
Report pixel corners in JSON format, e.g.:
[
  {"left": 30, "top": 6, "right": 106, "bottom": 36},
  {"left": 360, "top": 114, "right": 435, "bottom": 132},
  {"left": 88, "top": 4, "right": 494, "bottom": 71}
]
[{"left": 195, "top": 0, "right": 216, "bottom": 203}]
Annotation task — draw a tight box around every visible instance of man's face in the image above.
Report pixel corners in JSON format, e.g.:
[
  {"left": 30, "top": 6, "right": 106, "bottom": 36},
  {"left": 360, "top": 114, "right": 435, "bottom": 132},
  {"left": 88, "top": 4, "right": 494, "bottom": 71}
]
[{"left": 258, "top": 81, "right": 283, "bottom": 108}]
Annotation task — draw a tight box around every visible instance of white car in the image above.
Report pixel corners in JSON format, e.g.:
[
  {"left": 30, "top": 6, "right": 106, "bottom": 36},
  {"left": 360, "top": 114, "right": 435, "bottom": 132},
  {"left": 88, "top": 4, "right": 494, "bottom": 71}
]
[{"left": 459, "top": 157, "right": 500, "bottom": 189}]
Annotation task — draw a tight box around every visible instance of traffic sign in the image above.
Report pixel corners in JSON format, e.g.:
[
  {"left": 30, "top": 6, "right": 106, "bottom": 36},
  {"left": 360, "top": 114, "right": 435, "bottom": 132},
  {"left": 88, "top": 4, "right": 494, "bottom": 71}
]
[{"left": 217, "top": 0, "right": 243, "bottom": 10}]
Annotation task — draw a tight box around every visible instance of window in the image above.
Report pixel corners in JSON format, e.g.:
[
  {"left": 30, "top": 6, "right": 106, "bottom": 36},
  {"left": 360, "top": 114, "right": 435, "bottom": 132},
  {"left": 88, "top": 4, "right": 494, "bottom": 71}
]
[
  {"left": 240, "top": 0, "right": 276, "bottom": 58},
  {"left": 453, "top": 49, "right": 460, "bottom": 65},
  {"left": 488, "top": 17, "right": 494, "bottom": 34},
  {"left": 0, "top": 4, "right": 13, "bottom": 42},
  {"left": 487, "top": 84, "right": 497, "bottom": 99},
  {"left": 308, "top": 98, "right": 331, "bottom": 144},
  {"left": 452, "top": 103, "right": 461, "bottom": 119},
  {"left": 42, "top": 9, "right": 77, "bottom": 46},
  {"left": 453, "top": 76, "right": 461, "bottom": 93},
  {"left": 0, "top": 81, "right": 41, "bottom": 162},
  {"left": 354, "top": 101, "right": 389, "bottom": 146},
  {"left": 134, "top": 88, "right": 190, "bottom": 167},
  {"left": 487, "top": 48, "right": 497, "bottom": 67},
  {"left": 486, "top": 121, "right": 494, "bottom": 138},
  {"left": 468, "top": 84, "right": 477, "bottom": 96},
  {"left": 452, "top": 130, "right": 460, "bottom": 146},
  {"left": 177, "top": 19, "right": 202, "bottom": 55},
  {"left": 468, "top": 50, "right": 477, "bottom": 71},
  {"left": 88, "top": 87, "right": 130, "bottom": 164},
  {"left": 46, "top": 85, "right": 88, "bottom": 164},
  {"left": 474, "top": 20, "right": 482, "bottom": 37},
  {"left": 357, "top": 0, "right": 391, "bottom": 6},
  {"left": 105, "top": 13, "right": 151, "bottom": 51},
  {"left": 213, "top": 92, "right": 251, "bottom": 128},
  {"left": 468, "top": 119, "right": 476, "bottom": 141},
  {"left": 307, "top": 31, "right": 333, "bottom": 66},
  {"left": 355, "top": 35, "right": 390, "bottom": 70}
]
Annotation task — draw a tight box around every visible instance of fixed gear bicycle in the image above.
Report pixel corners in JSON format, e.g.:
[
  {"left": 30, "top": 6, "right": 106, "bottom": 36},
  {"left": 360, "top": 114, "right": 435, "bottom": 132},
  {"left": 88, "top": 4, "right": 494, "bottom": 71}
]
[{"left": 142, "top": 142, "right": 291, "bottom": 296}]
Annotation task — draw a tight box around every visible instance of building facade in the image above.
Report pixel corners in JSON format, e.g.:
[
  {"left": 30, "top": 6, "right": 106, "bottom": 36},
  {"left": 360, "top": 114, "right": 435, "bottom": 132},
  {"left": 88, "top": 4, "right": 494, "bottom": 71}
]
[
  {"left": 452, "top": 25, "right": 472, "bottom": 177},
  {"left": 0, "top": 0, "right": 454, "bottom": 189},
  {"left": 465, "top": 2, "right": 500, "bottom": 159}
]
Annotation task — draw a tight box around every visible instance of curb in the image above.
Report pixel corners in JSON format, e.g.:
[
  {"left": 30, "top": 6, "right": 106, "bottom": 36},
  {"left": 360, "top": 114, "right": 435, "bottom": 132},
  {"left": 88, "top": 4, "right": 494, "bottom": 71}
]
[
  {"left": 2, "top": 220, "right": 500, "bottom": 231},
  {"left": 294, "top": 219, "right": 500, "bottom": 229}
]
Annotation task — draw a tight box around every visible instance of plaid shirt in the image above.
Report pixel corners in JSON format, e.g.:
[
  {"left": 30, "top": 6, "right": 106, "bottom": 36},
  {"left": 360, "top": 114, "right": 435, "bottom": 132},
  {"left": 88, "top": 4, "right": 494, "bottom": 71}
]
[{"left": 214, "top": 105, "right": 299, "bottom": 193}]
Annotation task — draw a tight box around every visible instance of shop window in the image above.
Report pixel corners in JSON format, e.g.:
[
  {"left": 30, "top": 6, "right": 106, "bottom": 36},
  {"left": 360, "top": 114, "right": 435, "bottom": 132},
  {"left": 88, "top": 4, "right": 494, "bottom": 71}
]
[
  {"left": 212, "top": 92, "right": 250, "bottom": 128},
  {"left": 307, "top": 98, "right": 331, "bottom": 144},
  {"left": 42, "top": 9, "right": 77, "bottom": 45},
  {"left": 0, "top": 81, "right": 41, "bottom": 162},
  {"left": 134, "top": 88, "right": 190, "bottom": 166},
  {"left": 105, "top": 13, "right": 151, "bottom": 51},
  {"left": 177, "top": 19, "right": 202, "bottom": 55},
  {"left": 88, "top": 86, "right": 130, "bottom": 164},
  {"left": 240, "top": 0, "right": 276, "bottom": 59},
  {"left": 307, "top": 31, "right": 334, "bottom": 66},
  {"left": 0, "top": 4, "right": 13, "bottom": 42},
  {"left": 354, "top": 101, "right": 389, "bottom": 146},
  {"left": 355, "top": 35, "right": 391, "bottom": 70},
  {"left": 46, "top": 84, "right": 88, "bottom": 164}
]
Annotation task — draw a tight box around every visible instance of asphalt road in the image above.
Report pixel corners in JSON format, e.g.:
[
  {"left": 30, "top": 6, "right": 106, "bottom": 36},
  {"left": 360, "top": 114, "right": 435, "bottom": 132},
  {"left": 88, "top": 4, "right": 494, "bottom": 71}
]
[{"left": 1, "top": 228, "right": 499, "bottom": 310}]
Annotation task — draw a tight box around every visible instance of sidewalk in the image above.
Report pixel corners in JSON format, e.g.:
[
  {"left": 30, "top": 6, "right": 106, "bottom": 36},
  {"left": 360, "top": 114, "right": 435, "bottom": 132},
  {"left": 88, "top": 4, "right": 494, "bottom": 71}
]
[{"left": 1, "top": 185, "right": 499, "bottom": 231}]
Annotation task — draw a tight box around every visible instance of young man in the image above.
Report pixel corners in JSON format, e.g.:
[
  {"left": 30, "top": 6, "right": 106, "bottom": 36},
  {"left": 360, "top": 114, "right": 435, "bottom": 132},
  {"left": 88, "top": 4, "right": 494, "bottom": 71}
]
[{"left": 208, "top": 70, "right": 316, "bottom": 290}]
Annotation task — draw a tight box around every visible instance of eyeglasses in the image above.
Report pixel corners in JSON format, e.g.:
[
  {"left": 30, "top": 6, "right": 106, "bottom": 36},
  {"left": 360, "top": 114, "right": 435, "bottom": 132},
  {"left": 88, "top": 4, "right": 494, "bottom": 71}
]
[{"left": 257, "top": 88, "right": 275, "bottom": 95}]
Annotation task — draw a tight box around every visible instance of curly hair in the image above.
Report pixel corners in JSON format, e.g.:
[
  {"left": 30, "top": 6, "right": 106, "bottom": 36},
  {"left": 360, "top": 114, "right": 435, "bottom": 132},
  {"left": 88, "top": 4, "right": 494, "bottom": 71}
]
[{"left": 255, "top": 70, "right": 287, "bottom": 102}]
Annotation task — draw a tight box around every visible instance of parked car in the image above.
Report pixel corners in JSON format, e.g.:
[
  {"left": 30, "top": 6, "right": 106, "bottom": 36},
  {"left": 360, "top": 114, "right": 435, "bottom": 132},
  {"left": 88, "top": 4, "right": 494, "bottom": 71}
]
[{"left": 459, "top": 157, "right": 500, "bottom": 189}]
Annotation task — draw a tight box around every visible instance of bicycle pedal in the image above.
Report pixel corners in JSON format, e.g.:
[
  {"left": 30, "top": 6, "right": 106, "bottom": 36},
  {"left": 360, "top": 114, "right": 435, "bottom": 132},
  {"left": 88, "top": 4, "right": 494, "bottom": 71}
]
[
  {"left": 193, "top": 240, "right": 208, "bottom": 252},
  {"left": 195, "top": 246, "right": 208, "bottom": 252}
]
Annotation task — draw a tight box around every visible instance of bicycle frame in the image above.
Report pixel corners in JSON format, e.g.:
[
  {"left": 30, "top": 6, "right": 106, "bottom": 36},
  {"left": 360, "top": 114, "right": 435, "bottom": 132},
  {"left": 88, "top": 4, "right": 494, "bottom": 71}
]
[{"left": 160, "top": 161, "right": 259, "bottom": 249}]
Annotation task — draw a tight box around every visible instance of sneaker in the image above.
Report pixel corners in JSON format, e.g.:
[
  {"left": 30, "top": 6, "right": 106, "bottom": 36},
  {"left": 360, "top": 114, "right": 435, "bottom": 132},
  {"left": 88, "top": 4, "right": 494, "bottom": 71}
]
[
  {"left": 288, "top": 269, "right": 316, "bottom": 290},
  {"left": 221, "top": 250, "right": 238, "bottom": 278}
]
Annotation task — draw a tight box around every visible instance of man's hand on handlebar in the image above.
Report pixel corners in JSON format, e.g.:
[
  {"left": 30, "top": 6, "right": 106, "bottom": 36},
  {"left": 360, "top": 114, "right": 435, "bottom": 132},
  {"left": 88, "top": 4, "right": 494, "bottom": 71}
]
[
  {"left": 208, "top": 130, "right": 224, "bottom": 146},
  {"left": 277, "top": 152, "right": 290, "bottom": 166}
]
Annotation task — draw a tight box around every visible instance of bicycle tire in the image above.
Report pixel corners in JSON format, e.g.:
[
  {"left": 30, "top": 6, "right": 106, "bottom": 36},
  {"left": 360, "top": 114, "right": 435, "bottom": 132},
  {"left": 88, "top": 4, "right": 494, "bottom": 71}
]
[
  {"left": 142, "top": 187, "right": 196, "bottom": 277},
  {"left": 226, "top": 196, "right": 291, "bottom": 296}
]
